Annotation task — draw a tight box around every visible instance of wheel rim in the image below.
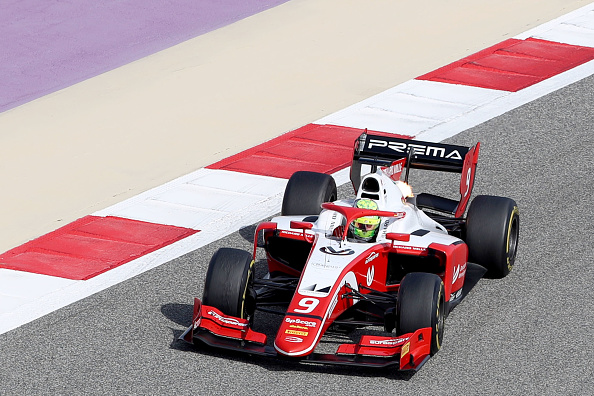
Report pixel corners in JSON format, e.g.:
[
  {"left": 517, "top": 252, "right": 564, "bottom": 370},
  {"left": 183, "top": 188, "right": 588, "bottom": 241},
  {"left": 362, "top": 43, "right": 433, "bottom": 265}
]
[
  {"left": 434, "top": 286, "right": 445, "bottom": 352},
  {"left": 506, "top": 207, "right": 520, "bottom": 271},
  {"left": 240, "top": 260, "right": 256, "bottom": 324}
]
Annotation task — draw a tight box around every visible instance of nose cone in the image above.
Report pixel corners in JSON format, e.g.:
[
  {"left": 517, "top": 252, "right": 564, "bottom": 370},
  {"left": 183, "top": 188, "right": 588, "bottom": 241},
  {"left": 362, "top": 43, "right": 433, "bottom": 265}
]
[{"left": 274, "top": 316, "right": 322, "bottom": 357}]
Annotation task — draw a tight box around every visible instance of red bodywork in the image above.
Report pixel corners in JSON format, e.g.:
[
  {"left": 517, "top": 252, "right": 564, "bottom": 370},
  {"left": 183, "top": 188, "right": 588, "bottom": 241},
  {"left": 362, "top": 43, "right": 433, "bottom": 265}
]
[{"left": 183, "top": 298, "right": 432, "bottom": 370}]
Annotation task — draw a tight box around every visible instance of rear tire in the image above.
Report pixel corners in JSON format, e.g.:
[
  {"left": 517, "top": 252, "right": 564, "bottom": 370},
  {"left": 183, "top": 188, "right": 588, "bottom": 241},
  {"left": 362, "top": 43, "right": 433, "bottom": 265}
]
[
  {"left": 397, "top": 273, "right": 445, "bottom": 356},
  {"left": 281, "top": 171, "right": 337, "bottom": 216},
  {"left": 466, "top": 195, "right": 519, "bottom": 278},
  {"left": 202, "top": 248, "right": 255, "bottom": 323}
]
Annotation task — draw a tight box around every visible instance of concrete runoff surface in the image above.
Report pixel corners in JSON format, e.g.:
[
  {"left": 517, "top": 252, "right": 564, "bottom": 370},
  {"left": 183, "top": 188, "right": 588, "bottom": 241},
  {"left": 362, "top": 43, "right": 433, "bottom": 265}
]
[
  {"left": 0, "top": 75, "right": 592, "bottom": 393},
  {"left": 0, "top": 0, "right": 592, "bottom": 254}
]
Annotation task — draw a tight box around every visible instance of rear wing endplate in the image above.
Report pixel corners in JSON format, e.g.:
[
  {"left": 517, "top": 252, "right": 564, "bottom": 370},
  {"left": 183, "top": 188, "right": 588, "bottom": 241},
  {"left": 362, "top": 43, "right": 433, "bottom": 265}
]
[{"left": 350, "top": 132, "right": 480, "bottom": 217}]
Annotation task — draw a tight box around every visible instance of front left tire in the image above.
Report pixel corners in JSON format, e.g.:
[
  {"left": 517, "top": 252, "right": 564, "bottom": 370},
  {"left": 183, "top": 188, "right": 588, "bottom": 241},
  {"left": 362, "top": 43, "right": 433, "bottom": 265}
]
[{"left": 202, "top": 248, "right": 256, "bottom": 323}]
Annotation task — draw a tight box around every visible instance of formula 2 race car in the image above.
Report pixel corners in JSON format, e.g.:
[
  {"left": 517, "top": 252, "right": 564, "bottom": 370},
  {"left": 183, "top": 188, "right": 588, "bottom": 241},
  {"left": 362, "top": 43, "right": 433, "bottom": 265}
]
[{"left": 180, "top": 132, "right": 519, "bottom": 371}]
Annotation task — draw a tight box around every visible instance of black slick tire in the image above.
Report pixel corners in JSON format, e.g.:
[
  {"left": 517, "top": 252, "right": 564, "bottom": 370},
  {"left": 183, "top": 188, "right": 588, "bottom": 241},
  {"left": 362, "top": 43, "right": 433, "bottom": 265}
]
[
  {"left": 202, "top": 248, "right": 255, "bottom": 323},
  {"left": 465, "top": 195, "right": 520, "bottom": 278},
  {"left": 397, "top": 272, "right": 445, "bottom": 356},
  {"left": 281, "top": 171, "right": 337, "bottom": 216}
]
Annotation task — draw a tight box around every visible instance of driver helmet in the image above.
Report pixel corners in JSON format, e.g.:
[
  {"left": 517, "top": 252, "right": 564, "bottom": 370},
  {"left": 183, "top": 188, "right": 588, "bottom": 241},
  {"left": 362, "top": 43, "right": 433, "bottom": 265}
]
[{"left": 349, "top": 199, "right": 380, "bottom": 242}]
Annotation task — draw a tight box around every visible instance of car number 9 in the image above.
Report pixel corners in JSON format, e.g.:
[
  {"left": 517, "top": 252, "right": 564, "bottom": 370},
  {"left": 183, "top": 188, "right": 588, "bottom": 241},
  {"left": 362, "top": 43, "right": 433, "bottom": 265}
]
[{"left": 294, "top": 297, "right": 319, "bottom": 314}]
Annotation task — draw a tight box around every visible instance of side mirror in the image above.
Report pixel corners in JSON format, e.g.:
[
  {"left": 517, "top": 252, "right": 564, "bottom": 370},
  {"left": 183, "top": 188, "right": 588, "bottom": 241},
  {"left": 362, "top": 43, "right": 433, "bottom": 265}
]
[
  {"left": 386, "top": 232, "right": 410, "bottom": 242},
  {"left": 290, "top": 221, "right": 313, "bottom": 230}
]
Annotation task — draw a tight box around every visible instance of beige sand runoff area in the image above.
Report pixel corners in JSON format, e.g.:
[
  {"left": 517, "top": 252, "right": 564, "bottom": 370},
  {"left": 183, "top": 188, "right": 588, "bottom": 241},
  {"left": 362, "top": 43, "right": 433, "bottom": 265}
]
[{"left": 0, "top": 0, "right": 591, "bottom": 253}]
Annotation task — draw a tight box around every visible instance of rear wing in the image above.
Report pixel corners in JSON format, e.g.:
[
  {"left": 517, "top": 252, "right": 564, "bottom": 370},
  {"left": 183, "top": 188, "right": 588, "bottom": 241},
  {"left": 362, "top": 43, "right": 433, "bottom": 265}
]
[{"left": 350, "top": 132, "right": 480, "bottom": 217}]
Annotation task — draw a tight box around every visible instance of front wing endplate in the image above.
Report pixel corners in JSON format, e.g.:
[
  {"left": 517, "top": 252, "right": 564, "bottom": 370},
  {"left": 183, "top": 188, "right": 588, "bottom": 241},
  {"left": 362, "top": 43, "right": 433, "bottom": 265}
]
[{"left": 179, "top": 299, "right": 432, "bottom": 371}]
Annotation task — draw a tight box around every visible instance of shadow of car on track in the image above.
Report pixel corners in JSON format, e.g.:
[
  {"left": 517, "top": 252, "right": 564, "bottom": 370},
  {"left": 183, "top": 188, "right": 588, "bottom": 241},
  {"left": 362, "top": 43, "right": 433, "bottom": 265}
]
[
  {"left": 238, "top": 224, "right": 258, "bottom": 244},
  {"left": 161, "top": 303, "right": 193, "bottom": 327}
]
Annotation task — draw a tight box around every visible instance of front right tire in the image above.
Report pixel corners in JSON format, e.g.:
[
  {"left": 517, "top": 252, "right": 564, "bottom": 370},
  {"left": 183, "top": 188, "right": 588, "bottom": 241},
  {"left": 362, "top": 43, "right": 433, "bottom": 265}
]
[{"left": 397, "top": 272, "right": 445, "bottom": 356}]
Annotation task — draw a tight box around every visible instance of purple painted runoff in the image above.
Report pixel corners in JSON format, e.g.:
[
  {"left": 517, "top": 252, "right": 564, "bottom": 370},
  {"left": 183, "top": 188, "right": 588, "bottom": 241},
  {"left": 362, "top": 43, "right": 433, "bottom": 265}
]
[{"left": 0, "top": 0, "right": 291, "bottom": 114}]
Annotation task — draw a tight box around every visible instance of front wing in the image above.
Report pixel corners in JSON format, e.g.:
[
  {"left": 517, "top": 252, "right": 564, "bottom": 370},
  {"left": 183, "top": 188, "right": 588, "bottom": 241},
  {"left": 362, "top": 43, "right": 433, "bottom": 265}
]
[{"left": 179, "top": 298, "right": 432, "bottom": 371}]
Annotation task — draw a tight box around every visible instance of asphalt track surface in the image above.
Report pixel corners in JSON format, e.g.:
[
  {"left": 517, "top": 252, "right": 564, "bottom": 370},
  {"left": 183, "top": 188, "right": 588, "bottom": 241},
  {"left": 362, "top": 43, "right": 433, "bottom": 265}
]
[{"left": 1, "top": 76, "right": 593, "bottom": 394}]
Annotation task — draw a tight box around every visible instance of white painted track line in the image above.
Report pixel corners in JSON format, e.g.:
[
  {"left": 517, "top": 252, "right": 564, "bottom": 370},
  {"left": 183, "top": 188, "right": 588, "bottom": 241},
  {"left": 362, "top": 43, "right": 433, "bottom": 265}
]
[
  {"left": 515, "top": 2, "right": 594, "bottom": 46},
  {"left": 94, "top": 169, "right": 288, "bottom": 230},
  {"left": 314, "top": 80, "right": 507, "bottom": 136},
  {"left": 0, "top": 270, "right": 76, "bottom": 312}
]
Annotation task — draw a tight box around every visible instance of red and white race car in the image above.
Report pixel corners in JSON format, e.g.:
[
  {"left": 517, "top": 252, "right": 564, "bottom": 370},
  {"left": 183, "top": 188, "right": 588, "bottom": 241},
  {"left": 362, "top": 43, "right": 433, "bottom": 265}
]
[{"left": 180, "top": 132, "right": 519, "bottom": 371}]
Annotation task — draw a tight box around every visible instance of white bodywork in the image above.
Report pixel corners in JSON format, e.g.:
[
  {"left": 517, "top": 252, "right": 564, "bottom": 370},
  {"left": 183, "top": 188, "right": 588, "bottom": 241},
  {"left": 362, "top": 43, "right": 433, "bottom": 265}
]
[{"left": 271, "top": 170, "right": 459, "bottom": 304}]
